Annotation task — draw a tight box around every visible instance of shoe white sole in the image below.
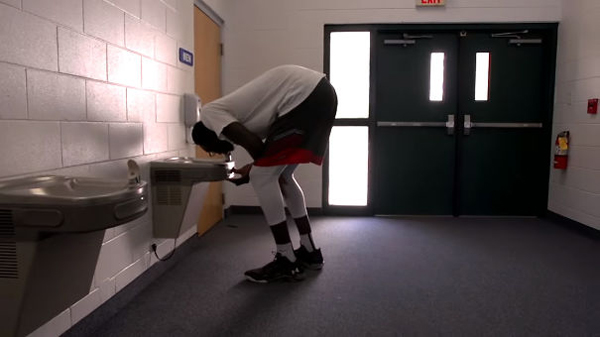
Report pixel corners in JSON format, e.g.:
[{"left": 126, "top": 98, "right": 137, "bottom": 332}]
[
  {"left": 244, "top": 273, "right": 305, "bottom": 283},
  {"left": 245, "top": 275, "right": 268, "bottom": 283}
]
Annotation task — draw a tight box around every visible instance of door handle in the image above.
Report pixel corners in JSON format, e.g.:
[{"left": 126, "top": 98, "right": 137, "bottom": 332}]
[
  {"left": 463, "top": 114, "right": 543, "bottom": 136},
  {"left": 464, "top": 114, "right": 472, "bottom": 135},
  {"left": 377, "top": 114, "right": 455, "bottom": 136},
  {"left": 446, "top": 115, "right": 455, "bottom": 135}
]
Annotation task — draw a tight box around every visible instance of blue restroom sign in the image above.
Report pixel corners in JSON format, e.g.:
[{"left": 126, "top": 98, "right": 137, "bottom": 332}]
[{"left": 179, "top": 48, "right": 194, "bottom": 66}]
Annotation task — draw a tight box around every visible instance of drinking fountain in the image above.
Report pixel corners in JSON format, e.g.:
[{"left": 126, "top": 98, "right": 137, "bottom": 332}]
[
  {"left": 150, "top": 156, "right": 234, "bottom": 238},
  {"left": 0, "top": 160, "right": 148, "bottom": 337}
]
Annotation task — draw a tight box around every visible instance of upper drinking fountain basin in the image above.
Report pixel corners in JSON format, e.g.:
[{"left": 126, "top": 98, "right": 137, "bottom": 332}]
[{"left": 0, "top": 175, "right": 148, "bottom": 235}]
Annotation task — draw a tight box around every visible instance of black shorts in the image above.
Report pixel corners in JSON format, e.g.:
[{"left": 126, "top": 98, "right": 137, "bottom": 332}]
[{"left": 254, "top": 77, "right": 338, "bottom": 167}]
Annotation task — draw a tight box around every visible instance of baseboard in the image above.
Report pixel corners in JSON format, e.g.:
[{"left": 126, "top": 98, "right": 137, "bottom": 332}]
[
  {"left": 543, "top": 211, "right": 600, "bottom": 240},
  {"left": 225, "top": 206, "right": 323, "bottom": 217},
  {"left": 62, "top": 234, "right": 203, "bottom": 337}
]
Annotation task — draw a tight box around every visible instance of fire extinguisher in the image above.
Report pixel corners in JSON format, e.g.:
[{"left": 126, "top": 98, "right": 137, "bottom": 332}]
[{"left": 554, "top": 131, "right": 570, "bottom": 170}]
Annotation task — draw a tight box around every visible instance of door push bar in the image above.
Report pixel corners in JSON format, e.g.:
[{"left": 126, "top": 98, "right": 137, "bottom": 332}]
[
  {"left": 377, "top": 115, "right": 455, "bottom": 135},
  {"left": 463, "top": 114, "right": 543, "bottom": 135}
]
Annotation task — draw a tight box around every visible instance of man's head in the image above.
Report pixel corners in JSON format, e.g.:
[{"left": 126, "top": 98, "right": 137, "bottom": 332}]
[{"left": 191, "top": 122, "right": 234, "bottom": 154}]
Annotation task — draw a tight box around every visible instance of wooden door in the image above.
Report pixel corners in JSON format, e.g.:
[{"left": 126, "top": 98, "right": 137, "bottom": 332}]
[{"left": 194, "top": 6, "right": 223, "bottom": 235}]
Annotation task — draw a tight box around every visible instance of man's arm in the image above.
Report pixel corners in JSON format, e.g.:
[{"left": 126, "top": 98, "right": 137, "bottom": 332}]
[{"left": 221, "top": 122, "right": 265, "bottom": 160}]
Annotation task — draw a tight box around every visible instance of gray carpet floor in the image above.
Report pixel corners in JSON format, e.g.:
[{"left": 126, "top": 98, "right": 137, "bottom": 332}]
[{"left": 66, "top": 215, "right": 600, "bottom": 336}]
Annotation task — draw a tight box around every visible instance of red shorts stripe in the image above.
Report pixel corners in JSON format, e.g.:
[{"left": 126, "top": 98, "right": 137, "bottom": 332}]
[{"left": 254, "top": 148, "right": 323, "bottom": 167}]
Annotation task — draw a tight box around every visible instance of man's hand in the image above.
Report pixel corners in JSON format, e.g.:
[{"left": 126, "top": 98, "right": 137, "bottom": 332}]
[{"left": 228, "top": 163, "right": 252, "bottom": 186}]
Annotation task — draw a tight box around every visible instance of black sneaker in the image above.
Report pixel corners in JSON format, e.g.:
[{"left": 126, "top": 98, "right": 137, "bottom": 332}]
[
  {"left": 294, "top": 246, "right": 324, "bottom": 270},
  {"left": 244, "top": 253, "right": 305, "bottom": 283}
]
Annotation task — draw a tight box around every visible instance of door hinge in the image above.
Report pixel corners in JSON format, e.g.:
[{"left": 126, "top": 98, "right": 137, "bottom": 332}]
[
  {"left": 222, "top": 193, "right": 225, "bottom": 205},
  {"left": 220, "top": 43, "right": 224, "bottom": 56}
]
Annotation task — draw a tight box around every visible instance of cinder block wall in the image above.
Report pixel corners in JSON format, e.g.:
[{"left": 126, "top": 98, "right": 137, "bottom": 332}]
[
  {"left": 0, "top": 0, "right": 197, "bottom": 335},
  {"left": 549, "top": 0, "right": 600, "bottom": 230}
]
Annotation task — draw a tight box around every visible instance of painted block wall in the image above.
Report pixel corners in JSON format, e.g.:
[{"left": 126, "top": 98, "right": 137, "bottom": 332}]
[
  {"left": 549, "top": 0, "right": 600, "bottom": 230},
  {"left": 202, "top": 0, "right": 223, "bottom": 18},
  {"left": 0, "top": 0, "right": 197, "bottom": 335},
  {"left": 214, "top": 0, "right": 562, "bottom": 209}
]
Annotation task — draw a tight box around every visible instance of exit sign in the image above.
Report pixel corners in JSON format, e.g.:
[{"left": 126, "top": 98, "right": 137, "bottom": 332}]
[{"left": 416, "top": 0, "right": 446, "bottom": 6}]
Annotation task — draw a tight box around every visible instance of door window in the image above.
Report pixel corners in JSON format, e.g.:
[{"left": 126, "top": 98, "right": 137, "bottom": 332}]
[
  {"left": 475, "top": 52, "right": 491, "bottom": 101},
  {"left": 328, "top": 126, "right": 369, "bottom": 206},
  {"left": 330, "top": 32, "right": 371, "bottom": 119},
  {"left": 430, "top": 52, "right": 446, "bottom": 101},
  {"left": 327, "top": 31, "right": 371, "bottom": 207}
]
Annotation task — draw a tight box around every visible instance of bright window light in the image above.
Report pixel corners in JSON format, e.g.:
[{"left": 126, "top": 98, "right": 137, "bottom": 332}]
[
  {"left": 330, "top": 32, "right": 370, "bottom": 119},
  {"left": 475, "top": 52, "right": 490, "bottom": 101},
  {"left": 328, "top": 126, "right": 368, "bottom": 206},
  {"left": 430, "top": 52, "right": 445, "bottom": 101}
]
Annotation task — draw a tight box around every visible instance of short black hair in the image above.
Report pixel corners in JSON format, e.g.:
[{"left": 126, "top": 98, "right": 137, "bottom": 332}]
[{"left": 191, "top": 122, "right": 234, "bottom": 154}]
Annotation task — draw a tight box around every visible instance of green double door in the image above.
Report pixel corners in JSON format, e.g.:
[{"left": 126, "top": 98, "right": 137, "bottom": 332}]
[{"left": 373, "top": 26, "right": 556, "bottom": 216}]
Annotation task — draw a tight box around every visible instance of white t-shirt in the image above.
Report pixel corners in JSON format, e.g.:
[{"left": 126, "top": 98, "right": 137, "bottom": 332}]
[{"left": 200, "top": 65, "right": 325, "bottom": 139}]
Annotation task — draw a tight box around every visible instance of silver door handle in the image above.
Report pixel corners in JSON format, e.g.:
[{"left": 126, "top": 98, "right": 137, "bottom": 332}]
[
  {"left": 464, "top": 114, "right": 472, "bottom": 135},
  {"left": 377, "top": 115, "right": 455, "bottom": 135},
  {"left": 463, "top": 114, "right": 543, "bottom": 136},
  {"left": 446, "top": 115, "right": 455, "bottom": 135}
]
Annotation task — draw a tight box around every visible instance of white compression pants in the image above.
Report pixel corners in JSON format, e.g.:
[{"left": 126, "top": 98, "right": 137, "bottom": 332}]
[{"left": 249, "top": 164, "right": 308, "bottom": 226}]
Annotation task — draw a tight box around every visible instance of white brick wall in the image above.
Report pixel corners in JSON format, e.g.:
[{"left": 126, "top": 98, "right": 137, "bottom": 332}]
[
  {"left": 127, "top": 88, "right": 156, "bottom": 122},
  {"left": 83, "top": 0, "right": 126, "bottom": 46},
  {"left": 109, "top": 123, "right": 144, "bottom": 159},
  {"left": 168, "top": 123, "right": 187, "bottom": 150},
  {"left": 549, "top": 0, "right": 600, "bottom": 230},
  {"left": 86, "top": 81, "right": 127, "bottom": 122},
  {"left": 156, "top": 93, "right": 181, "bottom": 123},
  {"left": 142, "top": 57, "right": 168, "bottom": 91},
  {"left": 125, "top": 14, "right": 156, "bottom": 57},
  {"left": 24, "top": 0, "right": 83, "bottom": 31},
  {"left": 0, "top": 63, "right": 27, "bottom": 119},
  {"left": 0, "top": 5, "right": 58, "bottom": 71},
  {"left": 106, "top": 0, "right": 141, "bottom": 18},
  {"left": 0, "top": 0, "right": 196, "bottom": 335},
  {"left": 216, "top": 0, "right": 562, "bottom": 208},
  {"left": 27, "top": 70, "right": 87, "bottom": 121},
  {"left": 166, "top": 8, "right": 184, "bottom": 41},
  {"left": 61, "top": 122, "right": 110, "bottom": 166},
  {"left": 143, "top": 122, "right": 169, "bottom": 154},
  {"left": 0, "top": 121, "right": 62, "bottom": 175},
  {"left": 0, "top": 0, "right": 21, "bottom": 9},
  {"left": 141, "top": 0, "right": 167, "bottom": 32},
  {"left": 107, "top": 45, "right": 143, "bottom": 88},
  {"left": 58, "top": 28, "right": 107, "bottom": 81}
]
